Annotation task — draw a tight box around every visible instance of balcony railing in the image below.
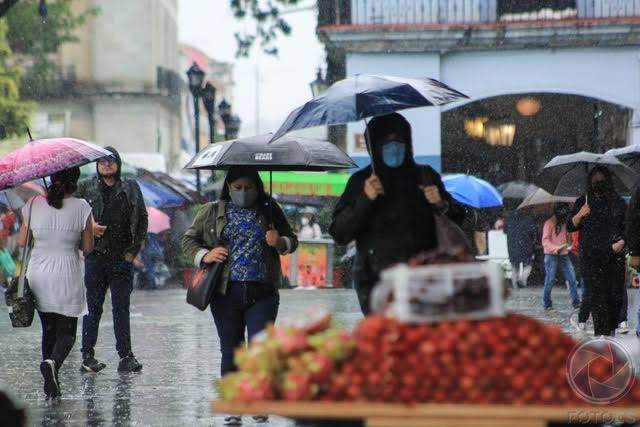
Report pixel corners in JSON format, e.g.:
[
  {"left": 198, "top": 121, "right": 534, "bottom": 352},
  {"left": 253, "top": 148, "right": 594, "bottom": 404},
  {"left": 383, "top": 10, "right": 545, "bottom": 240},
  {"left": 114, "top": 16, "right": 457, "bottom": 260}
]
[{"left": 319, "top": 0, "right": 640, "bottom": 27}]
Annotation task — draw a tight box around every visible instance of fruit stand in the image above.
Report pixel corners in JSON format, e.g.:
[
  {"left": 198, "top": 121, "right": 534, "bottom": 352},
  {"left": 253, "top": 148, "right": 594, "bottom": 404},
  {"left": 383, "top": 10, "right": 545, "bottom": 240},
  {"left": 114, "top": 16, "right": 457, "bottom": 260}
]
[
  {"left": 212, "top": 401, "right": 640, "bottom": 426},
  {"left": 212, "top": 257, "right": 640, "bottom": 426}
]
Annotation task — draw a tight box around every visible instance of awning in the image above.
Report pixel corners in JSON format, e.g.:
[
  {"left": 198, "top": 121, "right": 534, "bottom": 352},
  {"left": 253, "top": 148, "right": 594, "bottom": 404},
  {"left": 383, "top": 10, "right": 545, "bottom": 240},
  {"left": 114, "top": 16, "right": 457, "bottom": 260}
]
[{"left": 258, "top": 172, "right": 349, "bottom": 197}]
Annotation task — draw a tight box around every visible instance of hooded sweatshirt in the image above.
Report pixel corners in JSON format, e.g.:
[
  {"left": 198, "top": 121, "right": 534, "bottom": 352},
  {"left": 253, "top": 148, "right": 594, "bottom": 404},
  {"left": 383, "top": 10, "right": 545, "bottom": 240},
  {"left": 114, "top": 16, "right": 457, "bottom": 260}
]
[
  {"left": 76, "top": 146, "right": 148, "bottom": 258},
  {"left": 330, "top": 113, "right": 464, "bottom": 283}
]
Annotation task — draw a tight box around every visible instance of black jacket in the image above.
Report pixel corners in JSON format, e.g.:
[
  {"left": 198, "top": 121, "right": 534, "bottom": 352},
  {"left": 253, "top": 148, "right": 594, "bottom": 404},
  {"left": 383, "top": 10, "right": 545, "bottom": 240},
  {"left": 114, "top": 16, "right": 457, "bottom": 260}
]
[
  {"left": 568, "top": 194, "right": 626, "bottom": 260},
  {"left": 330, "top": 164, "right": 464, "bottom": 285},
  {"left": 627, "top": 185, "right": 640, "bottom": 256}
]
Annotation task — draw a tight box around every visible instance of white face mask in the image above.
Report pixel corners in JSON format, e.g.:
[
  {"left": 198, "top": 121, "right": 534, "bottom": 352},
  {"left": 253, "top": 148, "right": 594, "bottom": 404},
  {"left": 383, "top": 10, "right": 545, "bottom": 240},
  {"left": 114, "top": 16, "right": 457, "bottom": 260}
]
[{"left": 301, "top": 217, "right": 310, "bottom": 226}]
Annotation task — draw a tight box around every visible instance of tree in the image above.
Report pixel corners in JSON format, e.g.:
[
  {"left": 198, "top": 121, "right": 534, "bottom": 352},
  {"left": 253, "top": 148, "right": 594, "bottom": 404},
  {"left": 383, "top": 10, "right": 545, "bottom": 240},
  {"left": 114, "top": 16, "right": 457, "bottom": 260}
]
[
  {"left": 230, "top": 0, "right": 301, "bottom": 57},
  {"left": 0, "top": 19, "right": 32, "bottom": 139},
  {"left": 5, "top": 0, "right": 98, "bottom": 98}
]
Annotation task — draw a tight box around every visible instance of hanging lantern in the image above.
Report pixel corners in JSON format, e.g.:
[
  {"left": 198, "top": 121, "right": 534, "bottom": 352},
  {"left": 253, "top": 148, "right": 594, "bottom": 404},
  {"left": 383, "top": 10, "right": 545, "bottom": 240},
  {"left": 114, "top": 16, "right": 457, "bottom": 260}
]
[
  {"left": 464, "top": 117, "right": 488, "bottom": 139},
  {"left": 516, "top": 97, "right": 541, "bottom": 117},
  {"left": 484, "top": 121, "right": 516, "bottom": 146}
]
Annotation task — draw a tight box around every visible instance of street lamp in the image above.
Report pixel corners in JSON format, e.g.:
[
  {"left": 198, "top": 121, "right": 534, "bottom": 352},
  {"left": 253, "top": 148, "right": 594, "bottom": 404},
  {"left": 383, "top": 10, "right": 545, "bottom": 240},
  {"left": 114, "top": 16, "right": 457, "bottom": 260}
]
[
  {"left": 218, "top": 99, "right": 232, "bottom": 140},
  {"left": 226, "top": 115, "right": 241, "bottom": 140},
  {"left": 201, "top": 82, "right": 217, "bottom": 145},
  {"left": 186, "top": 62, "right": 205, "bottom": 195},
  {"left": 310, "top": 68, "right": 329, "bottom": 97}
]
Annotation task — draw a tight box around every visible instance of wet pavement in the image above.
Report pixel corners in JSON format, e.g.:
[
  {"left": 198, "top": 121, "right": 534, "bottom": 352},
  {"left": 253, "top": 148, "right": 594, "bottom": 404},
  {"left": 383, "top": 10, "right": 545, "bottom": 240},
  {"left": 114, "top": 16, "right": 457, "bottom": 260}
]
[{"left": 1, "top": 284, "right": 639, "bottom": 426}]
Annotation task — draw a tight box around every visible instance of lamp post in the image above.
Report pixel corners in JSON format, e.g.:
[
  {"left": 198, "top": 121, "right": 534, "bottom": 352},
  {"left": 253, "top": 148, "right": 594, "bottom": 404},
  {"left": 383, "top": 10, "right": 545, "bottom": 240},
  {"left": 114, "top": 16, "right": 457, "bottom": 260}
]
[
  {"left": 186, "top": 62, "right": 205, "bottom": 195},
  {"left": 201, "top": 82, "right": 217, "bottom": 145},
  {"left": 218, "top": 99, "right": 232, "bottom": 140},
  {"left": 309, "top": 67, "right": 329, "bottom": 97}
]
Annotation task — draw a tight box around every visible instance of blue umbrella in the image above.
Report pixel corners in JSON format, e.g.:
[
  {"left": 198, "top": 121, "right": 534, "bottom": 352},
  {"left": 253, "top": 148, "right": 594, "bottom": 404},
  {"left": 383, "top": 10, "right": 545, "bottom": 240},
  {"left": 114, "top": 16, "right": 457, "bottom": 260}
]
[
  {"left": 137, "top": 179, "right": 185, "bottom": 208},
  {"left": 269, "top": 74, "right": 468, "bottom": 142},
  {"left": 442, "top": 174, "right": 503, "bottom": 209}
]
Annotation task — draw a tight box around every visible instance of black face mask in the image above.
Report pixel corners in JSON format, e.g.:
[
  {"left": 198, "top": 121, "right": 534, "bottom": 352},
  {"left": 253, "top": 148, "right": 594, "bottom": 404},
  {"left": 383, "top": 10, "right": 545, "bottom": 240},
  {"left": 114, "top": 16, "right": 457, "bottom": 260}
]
[{"left": 592, "top": 181, "right": 607, "bottom": 194}]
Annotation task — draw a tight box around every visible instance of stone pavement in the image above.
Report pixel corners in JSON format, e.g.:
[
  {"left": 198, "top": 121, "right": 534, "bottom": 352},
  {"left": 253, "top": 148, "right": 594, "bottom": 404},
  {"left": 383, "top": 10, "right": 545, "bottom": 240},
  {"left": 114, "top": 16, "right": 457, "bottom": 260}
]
[{"left": 1, "top": 285, "right": 639, "bottom": 426}]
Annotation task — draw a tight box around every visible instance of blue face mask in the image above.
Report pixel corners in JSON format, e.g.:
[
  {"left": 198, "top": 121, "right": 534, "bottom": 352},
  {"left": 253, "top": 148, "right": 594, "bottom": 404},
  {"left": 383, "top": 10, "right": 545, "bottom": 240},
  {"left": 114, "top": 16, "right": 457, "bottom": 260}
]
[{"left": 381, "top": 141, "right": 406, "bottom": 168}]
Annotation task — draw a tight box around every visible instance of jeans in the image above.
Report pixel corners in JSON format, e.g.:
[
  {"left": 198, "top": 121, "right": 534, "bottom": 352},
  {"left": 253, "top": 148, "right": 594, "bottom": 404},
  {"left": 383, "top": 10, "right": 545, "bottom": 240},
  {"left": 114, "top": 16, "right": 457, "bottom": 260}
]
[
  {"left": 38, "top": 311, "right": 78, "bottom": 370},
  {"left": 81, "top": 255, "right": 134, "bottom": 359},
  {"left": 543, "top": 254, "right": 580, "bottom": 309},
  {"left": 210, "top": 282, "right": 279, "bottom": 376}
]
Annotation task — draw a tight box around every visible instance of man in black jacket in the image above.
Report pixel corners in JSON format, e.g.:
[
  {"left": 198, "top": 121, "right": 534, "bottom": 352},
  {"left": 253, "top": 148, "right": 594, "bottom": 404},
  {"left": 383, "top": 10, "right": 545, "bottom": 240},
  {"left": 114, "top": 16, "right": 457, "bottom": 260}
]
[
  {"left": 330, "top": 113, "right": 464, "bottom": 314},
  {"left": 76, "top": 146, "right": 148, "bottom": 372}
]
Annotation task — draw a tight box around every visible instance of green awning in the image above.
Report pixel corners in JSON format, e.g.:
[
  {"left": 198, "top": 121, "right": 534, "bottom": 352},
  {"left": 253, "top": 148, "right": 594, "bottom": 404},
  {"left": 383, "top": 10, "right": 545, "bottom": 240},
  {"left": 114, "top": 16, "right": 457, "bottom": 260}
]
[{"left": 258, "top": 171, "right": 349, "bottom": 197}]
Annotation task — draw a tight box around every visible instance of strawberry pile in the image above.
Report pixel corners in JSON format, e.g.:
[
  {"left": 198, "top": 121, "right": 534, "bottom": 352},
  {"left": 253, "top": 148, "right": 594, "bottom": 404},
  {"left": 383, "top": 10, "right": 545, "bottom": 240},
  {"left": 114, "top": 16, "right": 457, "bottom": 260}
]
[{"left": 217, "top": 310, "right": 355, "bottom": 402}]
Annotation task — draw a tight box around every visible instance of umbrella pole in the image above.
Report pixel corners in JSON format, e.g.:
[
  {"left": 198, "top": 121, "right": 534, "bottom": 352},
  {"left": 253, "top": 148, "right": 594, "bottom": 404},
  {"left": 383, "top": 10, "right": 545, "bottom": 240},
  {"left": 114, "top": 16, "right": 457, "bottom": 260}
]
[
  {"left": 363, "top": 119, "right": 375, "bottom": 175},
  {"left": 25, "top": 127, "right": 47, "bottom": 191},
  {"left": 270, "top": 169, "right": 273, "bottom": 228}
]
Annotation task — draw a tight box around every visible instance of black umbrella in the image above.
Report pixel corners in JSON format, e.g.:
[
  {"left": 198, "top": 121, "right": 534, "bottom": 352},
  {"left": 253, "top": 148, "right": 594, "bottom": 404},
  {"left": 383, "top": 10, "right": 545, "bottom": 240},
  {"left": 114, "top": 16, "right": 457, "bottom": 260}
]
[
  {"left": 497, "top": 181, "right": 539, "bottom": 200},
  {"left": 268, "top": 74, "right": 468, "bottom": 143},
  {"left": 185, "top": 134, "right": 356, "bottom": 172},
  {"left": 185, "top": 134, "right": 357, "bottom": 223},
  {"left": 605, "top": 144, "right": 640, "bottom": 173},
  {"left": 535, "top": 152, "right": 637, "bottom": 197}
]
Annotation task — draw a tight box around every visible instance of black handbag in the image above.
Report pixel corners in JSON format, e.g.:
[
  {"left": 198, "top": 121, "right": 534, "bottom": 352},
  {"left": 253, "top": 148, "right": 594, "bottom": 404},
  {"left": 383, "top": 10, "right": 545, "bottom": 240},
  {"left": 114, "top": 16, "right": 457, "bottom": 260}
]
[
  {"left": 5, "top": 198, "right": 36, "bottom": 328},
  {"left": 186, "top": 258, "right": 225, "bottom": 311}
]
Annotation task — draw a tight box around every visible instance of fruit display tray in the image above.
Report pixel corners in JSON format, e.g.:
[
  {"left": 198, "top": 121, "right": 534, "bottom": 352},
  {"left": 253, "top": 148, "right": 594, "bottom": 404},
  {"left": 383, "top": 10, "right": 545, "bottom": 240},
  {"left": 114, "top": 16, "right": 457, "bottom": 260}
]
[{"left": 213, "top": 401, "right": 640, "bottom": 427}]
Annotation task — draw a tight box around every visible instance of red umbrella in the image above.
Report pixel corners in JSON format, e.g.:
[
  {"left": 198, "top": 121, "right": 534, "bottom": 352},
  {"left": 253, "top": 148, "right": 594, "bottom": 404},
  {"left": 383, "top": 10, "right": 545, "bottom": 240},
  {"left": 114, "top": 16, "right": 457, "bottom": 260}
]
[{"left": 0, "top": 138, "right": 113, "bottom": 190}]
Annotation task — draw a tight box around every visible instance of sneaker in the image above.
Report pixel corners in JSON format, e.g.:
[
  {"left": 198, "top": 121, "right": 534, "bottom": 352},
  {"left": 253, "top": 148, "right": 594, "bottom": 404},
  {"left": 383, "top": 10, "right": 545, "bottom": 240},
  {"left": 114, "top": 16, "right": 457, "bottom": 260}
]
[
  {"left": 224, "top": 415, "right": 242, "bottom": 425},
  {"left": 118, "top": 353, "right": 143, "bottom": 372},
  {"left": 578, "top": 322, "right": 587, "bottom": 332},
  {"left": 618, "top": 321, "right": 630, "bottom": 335},
  {"left": 40, "top": 359, "right": 59, "bottom": 399},
  {"left": 81, "top": 356, "right": 106, "bottom": 373},
  {"left": 253, "top": 415, "right": 268, "bottom": 423}
]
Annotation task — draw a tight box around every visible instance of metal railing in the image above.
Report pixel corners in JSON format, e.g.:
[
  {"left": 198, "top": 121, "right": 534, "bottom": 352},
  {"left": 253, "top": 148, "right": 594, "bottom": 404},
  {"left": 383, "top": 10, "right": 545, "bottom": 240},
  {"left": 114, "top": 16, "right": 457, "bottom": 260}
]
[{"left": 319, "top": 0, "right": 640, "bottom": 26}]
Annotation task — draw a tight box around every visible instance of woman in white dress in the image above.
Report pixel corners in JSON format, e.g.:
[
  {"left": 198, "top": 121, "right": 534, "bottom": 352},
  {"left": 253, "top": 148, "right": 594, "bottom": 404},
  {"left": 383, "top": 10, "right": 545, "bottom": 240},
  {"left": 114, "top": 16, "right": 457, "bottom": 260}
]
[{"left": 18, "top": 167, "right": 94, "bottom": 399}]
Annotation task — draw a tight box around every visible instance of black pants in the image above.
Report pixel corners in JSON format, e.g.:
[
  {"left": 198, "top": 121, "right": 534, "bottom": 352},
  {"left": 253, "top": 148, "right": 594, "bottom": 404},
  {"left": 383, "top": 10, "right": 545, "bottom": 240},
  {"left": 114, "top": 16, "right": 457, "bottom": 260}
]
[
  {"left": 583, "top": 257, "right": 623, "bottom": 336},
  {"left": 81, "top": 255, "right": 134, "bottom": 358},
  {"left": 210, "top": 282, "right": 279, "bottom": 376},
  {"left": 38, "top": 311, "right": 78, "bottom": 370},
  {"left": 355, "top": 279, "right": 374, "bottom": 315}
]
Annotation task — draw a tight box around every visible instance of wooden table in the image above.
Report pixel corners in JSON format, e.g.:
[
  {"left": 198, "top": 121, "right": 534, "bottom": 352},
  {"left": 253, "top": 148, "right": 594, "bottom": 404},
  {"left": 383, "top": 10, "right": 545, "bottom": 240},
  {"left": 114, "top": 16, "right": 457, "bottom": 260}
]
[{"left": 213, "top": 401, "right": 640, "bottom": 426}]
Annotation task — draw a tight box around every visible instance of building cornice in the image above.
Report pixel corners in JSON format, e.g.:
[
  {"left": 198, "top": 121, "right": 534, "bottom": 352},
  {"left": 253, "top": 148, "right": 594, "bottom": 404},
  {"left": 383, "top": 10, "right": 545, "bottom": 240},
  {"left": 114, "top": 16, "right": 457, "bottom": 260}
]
[{"left": 319, "top": 18, "right": 640, "bottom": 53}]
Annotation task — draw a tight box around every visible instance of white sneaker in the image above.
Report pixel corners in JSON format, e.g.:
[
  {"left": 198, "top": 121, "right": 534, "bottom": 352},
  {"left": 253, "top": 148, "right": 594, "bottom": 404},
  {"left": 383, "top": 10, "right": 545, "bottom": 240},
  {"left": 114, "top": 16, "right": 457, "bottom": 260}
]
[
  {"left": 618, "top": 321, "right": 630, "bottom": 334},
  {"left": 577, "top": 322, "right": 587, "bottom": 332}
]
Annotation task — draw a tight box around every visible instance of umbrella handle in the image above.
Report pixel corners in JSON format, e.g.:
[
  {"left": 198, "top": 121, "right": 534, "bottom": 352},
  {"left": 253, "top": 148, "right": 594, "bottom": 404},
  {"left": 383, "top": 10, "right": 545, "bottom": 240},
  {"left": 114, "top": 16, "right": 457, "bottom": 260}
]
[{"left": 269, "top": 170, "right": 274, "bottom": 228}]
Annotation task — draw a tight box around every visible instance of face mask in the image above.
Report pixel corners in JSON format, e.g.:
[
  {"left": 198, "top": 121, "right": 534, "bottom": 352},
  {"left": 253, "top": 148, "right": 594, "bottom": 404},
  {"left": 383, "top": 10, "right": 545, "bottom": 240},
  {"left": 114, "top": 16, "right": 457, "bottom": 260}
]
[
  {"left": 381, "top": 141, "right": 406, "bottom": 168},
  {"left": 229, "top": 189, "right": 258, "bottom": 208},
  {"left": 301, "top": 217, "right": 310, "bottom": 226},
  {"left": 592, "top": 180, "right": 607, "bottom": 194}
]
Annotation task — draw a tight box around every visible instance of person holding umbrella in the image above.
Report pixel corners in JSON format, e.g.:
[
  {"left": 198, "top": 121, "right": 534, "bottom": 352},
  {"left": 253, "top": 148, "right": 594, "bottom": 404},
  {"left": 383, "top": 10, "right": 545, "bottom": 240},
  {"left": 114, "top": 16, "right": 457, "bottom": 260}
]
[
  {"left": 330, "top": 113, "right": 464, "bottom": 315},
  {"left": 182, "top": 166, "right": 297, "bottom": 425},
  {"left": 567, "top": 166, "right": 626, "bottom": 336},
  {"left": 541, "top": 203, "right": 581, "bottom": 310},
  {"left": 17, "top": 167, "right": 94, "bottom": 399}
]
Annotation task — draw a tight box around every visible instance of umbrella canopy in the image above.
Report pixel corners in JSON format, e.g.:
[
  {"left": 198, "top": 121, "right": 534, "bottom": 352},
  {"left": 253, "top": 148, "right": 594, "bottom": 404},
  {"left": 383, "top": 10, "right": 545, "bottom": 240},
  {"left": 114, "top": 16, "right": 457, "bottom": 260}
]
[
  {"left": 0, "top": 138, "right": 113, "bottom": 190},
  {"left": 147, "top": 206, "right": 171, "bottom": 234},
  {"left": 137, "top": 179, "right": 186, "bottom": 208},
  {"left": 442, "top": 174, "right": 503, "bottom": 209},
  {"left": 605, "top": 144, "right": 640, "bottom": 172},
  {"left": 185, "top": 134, "right": 356, "bottom": 172},
  {"left": 269, "top": 74, "right": 468, "bottom": 142},
  {"left": 0, "top": 182, "right": 46, "bottom": 209},
  {"left": 535, "top": 152, "right": 637, "bottom": 197},
  {"left": 498, "top": 181, "right": 539, "bottom": 200},
  {"left": 517, "top": 188, "right": 576, "bottom": 216}
]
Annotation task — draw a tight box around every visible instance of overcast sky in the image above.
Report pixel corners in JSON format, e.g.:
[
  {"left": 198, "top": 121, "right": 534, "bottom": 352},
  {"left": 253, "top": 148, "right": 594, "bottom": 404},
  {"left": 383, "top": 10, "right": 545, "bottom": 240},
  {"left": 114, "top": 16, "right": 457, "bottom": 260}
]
[{"left": 178, "top": 0, "right": 325, "bottom": 137}]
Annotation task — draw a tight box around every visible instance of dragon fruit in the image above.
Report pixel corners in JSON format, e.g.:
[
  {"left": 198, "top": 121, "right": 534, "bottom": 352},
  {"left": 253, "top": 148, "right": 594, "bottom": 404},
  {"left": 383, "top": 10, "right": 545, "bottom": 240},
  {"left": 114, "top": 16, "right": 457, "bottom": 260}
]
[{"left": 308, "top": 328, "right": 355, "bottom": 362}]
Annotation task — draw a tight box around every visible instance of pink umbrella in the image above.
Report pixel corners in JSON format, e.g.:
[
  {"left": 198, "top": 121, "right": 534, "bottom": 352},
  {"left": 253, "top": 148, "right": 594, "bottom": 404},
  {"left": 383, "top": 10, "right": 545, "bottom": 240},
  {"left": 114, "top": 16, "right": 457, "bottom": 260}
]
[
  {"left": 0, "top": 138, "right": 113, "bottom": 190},
  {"left": 147, "top": 207, "right": 171, "bottom": 234}
]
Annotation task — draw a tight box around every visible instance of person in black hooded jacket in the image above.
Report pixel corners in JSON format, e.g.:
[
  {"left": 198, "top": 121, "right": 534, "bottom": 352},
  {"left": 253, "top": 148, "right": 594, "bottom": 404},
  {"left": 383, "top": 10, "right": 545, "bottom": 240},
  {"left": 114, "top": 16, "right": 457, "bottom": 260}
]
[
  {"left": 75, "top": 146, "right": 148, "bottom": 372},
  {"left": 330, "top": 113, "right": 464, "bottom": 315},
  {"left": 568, "top": 166, "right": 626, "bottom": 336}
]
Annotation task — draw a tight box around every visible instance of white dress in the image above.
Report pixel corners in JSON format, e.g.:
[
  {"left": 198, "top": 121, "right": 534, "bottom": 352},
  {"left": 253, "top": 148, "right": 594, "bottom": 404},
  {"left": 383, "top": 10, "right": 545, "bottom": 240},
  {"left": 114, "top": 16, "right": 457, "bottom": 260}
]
[{"left": 22, "top": 196, "right": 92, "bottom": 317}]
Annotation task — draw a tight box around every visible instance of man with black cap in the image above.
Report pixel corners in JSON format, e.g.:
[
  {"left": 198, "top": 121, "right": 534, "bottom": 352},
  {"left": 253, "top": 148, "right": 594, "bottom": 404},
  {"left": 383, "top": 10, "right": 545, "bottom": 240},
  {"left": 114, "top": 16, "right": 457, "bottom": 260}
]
[
  {"left": 330, "top": 113, "right": 464, "bottom": 315},
  {"left": 76, "top": 147, "right": 148, "bottom": 372}
]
